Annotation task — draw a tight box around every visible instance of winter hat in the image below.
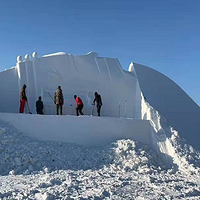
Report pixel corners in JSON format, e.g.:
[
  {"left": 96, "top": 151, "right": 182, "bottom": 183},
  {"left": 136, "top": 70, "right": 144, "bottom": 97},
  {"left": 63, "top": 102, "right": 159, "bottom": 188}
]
[{"left": 74, "top": 95, "right": 77, "bottom": 99}]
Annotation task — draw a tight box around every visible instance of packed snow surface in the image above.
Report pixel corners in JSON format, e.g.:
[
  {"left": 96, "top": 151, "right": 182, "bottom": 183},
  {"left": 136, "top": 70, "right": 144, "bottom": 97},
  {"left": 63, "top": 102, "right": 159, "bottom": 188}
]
[{"left": 1, "top": 118, "right": 200, "bottom": 199}]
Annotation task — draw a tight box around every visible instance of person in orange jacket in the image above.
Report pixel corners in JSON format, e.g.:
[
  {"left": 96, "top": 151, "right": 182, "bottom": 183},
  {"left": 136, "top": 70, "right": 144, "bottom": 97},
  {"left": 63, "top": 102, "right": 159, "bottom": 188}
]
[{"left": 74, "top": 95, "right": 84, "bottom": 116}]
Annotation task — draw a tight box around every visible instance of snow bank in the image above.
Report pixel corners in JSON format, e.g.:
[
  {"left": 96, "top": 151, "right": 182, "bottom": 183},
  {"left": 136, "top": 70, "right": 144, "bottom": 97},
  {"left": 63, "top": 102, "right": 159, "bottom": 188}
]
[
  {"left": 0, "top": 113, "right": 153, "bottom": 147},
  {"left": 134, "top": 63, "right": 200, "bottom": 150},
  {"left": 0, "top": 119, "right": 162, "bottom": 176},
  {"left": 141, "top": 94, "right": 200, "bottom": 173},
  {"left": 1, "top": 119, "right": 200, "bottom": 199}
]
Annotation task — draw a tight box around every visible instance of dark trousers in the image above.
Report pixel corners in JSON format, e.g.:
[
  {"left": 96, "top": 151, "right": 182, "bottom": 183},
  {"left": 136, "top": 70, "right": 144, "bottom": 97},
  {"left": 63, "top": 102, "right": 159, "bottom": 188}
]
[
  {"left": 76, "top": 105, "right": 84, "bottom": 116},
  {"left": 56, "top": 104, "right": 62, "bottom": 115},
  {"left": 37, "top": 110, "right": 44, "bottom": 115},
  {"left": 97, "top": 105, "right": 101, "bottom": 116}
]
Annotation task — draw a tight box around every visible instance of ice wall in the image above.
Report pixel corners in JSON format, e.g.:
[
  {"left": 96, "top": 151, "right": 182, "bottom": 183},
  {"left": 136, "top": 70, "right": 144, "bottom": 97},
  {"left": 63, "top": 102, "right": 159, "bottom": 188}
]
[
  {"left": 0, "top": 52, "right": 142, "bottom": 118},
  {"left": 133, "top": 63, "right": 200, "bottom": 150}
]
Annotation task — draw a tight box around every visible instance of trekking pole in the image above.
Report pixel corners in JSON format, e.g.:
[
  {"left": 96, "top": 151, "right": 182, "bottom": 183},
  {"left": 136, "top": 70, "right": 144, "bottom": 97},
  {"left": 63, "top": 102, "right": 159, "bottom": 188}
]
[
  {"left": 91, "top": 104, "right": 95, "bottom": 116},
  {"left": 119, "top": 101, "right": 121, "bottom": 117},
  {"left": 26, "top": 101, "right": 32, "bottom": 114},
  {"left": 47, "top": 92, "right": 54, "bottom": 103}
]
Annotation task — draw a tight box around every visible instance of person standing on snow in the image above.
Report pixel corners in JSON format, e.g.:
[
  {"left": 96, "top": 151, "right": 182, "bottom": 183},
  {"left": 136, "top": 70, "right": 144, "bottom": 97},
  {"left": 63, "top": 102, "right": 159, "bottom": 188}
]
[
  {"left": 54, "top": 86, "right": 64, "bottom": 115},
  {"left": 36, "top": 96, "right": 44, "bottom": 115},
  {"left": 74, "top": 95, "right": 84, "bottom": 116},
  {"left": 93, "top": 92, "right": 102, "bottom": 116},
  {"left": 19, "top": 84, "right": 27, "bottom": 113}
]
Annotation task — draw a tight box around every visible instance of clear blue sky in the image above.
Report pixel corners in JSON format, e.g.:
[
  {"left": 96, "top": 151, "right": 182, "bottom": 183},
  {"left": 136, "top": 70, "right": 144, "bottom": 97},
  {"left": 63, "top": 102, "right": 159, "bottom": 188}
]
[{"left": 0, "top": 0, "right": 199, "bottom": 106}]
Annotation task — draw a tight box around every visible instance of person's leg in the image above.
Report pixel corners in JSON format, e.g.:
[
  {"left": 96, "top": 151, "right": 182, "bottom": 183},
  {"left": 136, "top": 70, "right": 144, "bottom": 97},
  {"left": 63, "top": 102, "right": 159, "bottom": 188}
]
[
  {"left": 19, "top": 99, "right": 23, "bottom": 113},
  {"left": 79, "top": 105, "right": 84, "bottom": 115},
  {"left": 76, "top": 107, "right": 79, "bottom": 116},
  {"left": 56, "top": 104, "right": 59, "bottom": 115},
  {"left": 97, "top": 105, "right": 101, "bottom": 116},
  {"left": 60, "top": 105, "right": 63, "bottom": 115},
  {"left": 20, "top": 99, "right": 26, "bottom": 113}
]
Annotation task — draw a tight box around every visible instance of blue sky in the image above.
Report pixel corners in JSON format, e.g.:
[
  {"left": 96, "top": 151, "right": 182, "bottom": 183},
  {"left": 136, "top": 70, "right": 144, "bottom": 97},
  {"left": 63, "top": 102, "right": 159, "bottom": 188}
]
[{"left": 0, "top": 0, "right": 199, "bottom": 106}]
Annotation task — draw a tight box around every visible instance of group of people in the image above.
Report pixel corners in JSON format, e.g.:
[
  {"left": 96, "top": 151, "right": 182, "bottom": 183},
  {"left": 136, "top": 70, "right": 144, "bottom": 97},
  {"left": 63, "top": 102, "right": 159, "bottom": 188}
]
[{"left": 19, "top": 84, "right": 103, "bottom": 116}]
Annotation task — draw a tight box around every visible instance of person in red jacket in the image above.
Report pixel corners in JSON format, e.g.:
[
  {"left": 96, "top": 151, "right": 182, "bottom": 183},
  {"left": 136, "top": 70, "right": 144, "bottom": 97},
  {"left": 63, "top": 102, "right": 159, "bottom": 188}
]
[{"left": 74, "top": 95, "right": 84, "bottom": 116}]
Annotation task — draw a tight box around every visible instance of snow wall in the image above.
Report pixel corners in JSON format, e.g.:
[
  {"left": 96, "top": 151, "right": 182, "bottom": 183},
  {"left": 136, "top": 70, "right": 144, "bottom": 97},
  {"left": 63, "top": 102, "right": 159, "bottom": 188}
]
[
  {"left": 0, "top": 52, "right": 200, "bottom": 166},
  {"left": 0, "top": 52, "right": 141, "bottom": 119},
  {"left": 133, "top": 63, "right": 200, "bottom": 150}
]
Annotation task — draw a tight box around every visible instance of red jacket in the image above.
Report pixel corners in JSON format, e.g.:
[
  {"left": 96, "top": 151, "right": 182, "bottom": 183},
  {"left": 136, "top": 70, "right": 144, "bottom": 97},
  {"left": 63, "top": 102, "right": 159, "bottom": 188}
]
[{"left": 75, "top": 97, "right": 83, "bottom": 106}]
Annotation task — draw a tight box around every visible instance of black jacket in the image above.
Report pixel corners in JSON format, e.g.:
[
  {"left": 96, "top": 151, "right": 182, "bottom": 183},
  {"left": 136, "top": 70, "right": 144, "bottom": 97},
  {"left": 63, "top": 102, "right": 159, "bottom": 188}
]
[
  {"left": 36, "top": 100, "right": 44, "bottom": 114},
  {"left": 93, "top": 94, "right": 102, "bottom": 106}
]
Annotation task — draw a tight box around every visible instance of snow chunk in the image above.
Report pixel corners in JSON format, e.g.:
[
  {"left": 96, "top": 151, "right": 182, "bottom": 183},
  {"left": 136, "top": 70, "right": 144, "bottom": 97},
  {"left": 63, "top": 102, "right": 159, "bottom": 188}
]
[
  {"left": 0, "top": 127, "right": 6, "bottom": 134},
  {"left": 42, "top": 52, "right": 66, "bottom": 57}
]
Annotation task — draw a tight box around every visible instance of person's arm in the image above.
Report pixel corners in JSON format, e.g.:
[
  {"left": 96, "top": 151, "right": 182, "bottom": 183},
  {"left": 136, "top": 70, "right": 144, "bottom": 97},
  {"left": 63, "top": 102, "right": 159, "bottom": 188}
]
[
  {"left": 75, "top": 97, "right": 78, "bottom": 107},
  {"left": 36, "top": 101, "right": 38, "bottom": 112},
  {"left": 93, "top": 97, "right": 96, "bottom": 105},
  {"left": 21, "top": 90, "right": 27, "bottom": 101},
  {"left": 25, "top": 91, "right": 27, "bottom": 101},
  {"left": 61, "top": 92, "right": 64, "bottom": 105},
  {"left": 100, "top": 96, "right": 102, "bottom": 105}
]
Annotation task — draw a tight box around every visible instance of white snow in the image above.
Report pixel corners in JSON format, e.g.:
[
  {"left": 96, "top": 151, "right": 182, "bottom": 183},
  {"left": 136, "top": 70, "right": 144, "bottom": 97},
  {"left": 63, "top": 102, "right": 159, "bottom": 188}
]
[
  {"left": 0, "top": 116, "right": 200, "bottom": 199},
  {"left": 134, "top": 62, "right": 200, "bottom": 150},
  {"left": 42, "top": 52, "right": 67, "bottom": 57},
  {"left": 0, "top": 113, "right": 154, "bottom": 147},
  {"left": 1, "top": 52, "right": 200, "bottom": 199}
]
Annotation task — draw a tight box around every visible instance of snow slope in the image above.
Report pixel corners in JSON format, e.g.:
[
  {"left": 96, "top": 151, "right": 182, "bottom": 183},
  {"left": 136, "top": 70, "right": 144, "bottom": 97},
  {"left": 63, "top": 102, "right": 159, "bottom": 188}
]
[{"left": 133, "top": 63, "right": 200, "bottom": 150}]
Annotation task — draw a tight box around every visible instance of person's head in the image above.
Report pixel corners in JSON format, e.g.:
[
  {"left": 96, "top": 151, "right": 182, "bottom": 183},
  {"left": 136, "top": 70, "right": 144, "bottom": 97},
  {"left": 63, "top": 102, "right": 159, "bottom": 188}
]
[
  {"left": 74, "top": 95, "right": 77, "bottom": 99},
  {"left": 38, "top": 96, "right": 42, "bottom": 100},
  {"left": 22, "top": 84, "right": 26, "bottom": 89},
  {"left": 58, "top": 86, "right": 61, "bottom": 89},
  {"left": 94, "top": 92, "right": 98, "bottom": 96}
]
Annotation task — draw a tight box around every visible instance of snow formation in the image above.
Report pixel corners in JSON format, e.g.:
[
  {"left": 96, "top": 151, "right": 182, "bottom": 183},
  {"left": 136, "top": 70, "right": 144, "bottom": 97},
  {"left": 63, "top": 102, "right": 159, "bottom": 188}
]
[
  {"left": 0, "top": 52, "right": 200, "bottom": 199},
  {"left": 134, "top": 63, "right": 200, "bottom": 150}
]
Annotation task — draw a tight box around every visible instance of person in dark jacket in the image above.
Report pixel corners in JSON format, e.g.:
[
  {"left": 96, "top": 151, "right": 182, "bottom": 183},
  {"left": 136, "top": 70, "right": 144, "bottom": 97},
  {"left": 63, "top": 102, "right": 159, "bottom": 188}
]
[
  {"left": 93, "top": 92, "right": 102, "bottom": 116},
  {"left": 19, "top": 84, "right": 27, "bottom": 113},
  {"left": 36, "top": 96, "right": 44, "bottom": 115},
  {"left": 74, "top": 95, "right": 84, "bottom": 116},
  {"left": 54, "top": 86, "right": 64, "bottom": 115}
]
